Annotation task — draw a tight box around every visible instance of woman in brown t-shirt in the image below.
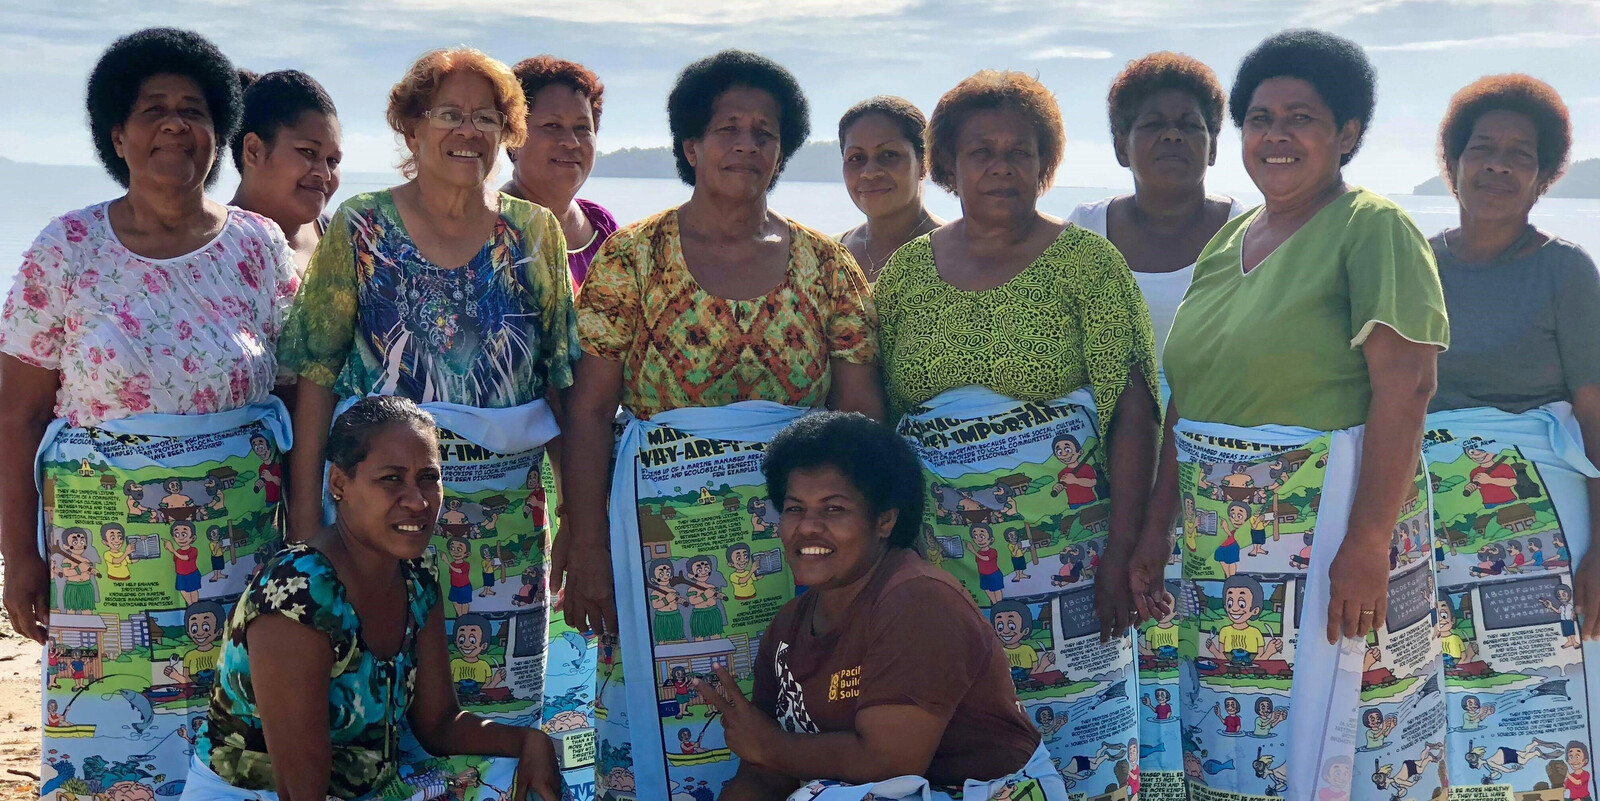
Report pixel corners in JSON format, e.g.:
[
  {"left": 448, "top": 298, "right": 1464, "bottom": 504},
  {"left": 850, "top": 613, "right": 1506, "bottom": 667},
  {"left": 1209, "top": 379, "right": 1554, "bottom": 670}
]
[{"left": 695, "top": 413, "right": 1067, "bottom": 801}]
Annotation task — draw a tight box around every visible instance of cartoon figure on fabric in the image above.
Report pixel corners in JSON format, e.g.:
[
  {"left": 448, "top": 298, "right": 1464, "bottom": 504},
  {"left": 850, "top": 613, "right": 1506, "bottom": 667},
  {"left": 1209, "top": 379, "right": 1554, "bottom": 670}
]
[
  {"left": 1458, "top": 694, "right": 1496, "bottom": 732},
  {"left": 1540, "top": 585, "right": 1581, "bottom": 649},
  {"left": 250, "top": 433, "right": 282, "bottom": 506},
  {"left": 511, "top": 565, "right": 544, "bottom": 607},
  {"left": 53, "top": 527, "right": 100, "bottom": 613},
  {"left": 1566, "top": 742, "right": 1592, "bottom": 801},
  {"left": 1139, "top": 603, "right": 1180, "bottom": 665},
  {"left": 665, "top": 665, "right": 699, "bottom": 720},
  {"left": 1526, "top": 536, "right": 1545, "bottom": 569},
  {"left": 159, "top": 477, "right": 195, "bottom": 510},
  {"left": 1182, "top": 493, "right": 1201, "bottom": 553},
  {"left": 1319, "top": 757, "right": 1353, "bottom": 801},
  {"left": 1470, "top": 543, "right": 1508, "bottom": 578},
  {"left": 1034, "top": 706, "right": 1068, "bottom": 742},
  {"left": 100, "top": 523, "right": 131, "bottom": 582},
  {"left": 971, "top": 524, "right": 1004, "bottom": 604},
  {"left": 523, "top": 469, "right": 547, "bottom": 527},
  {"left": 448, "top": 613, "right": 505, "bottom": 703},
  {"left": 647, "top": 558, "right": 688, "bottom": 643},
  {"left": 441, "top": 497, "right": 471, "bottom": 530},
  {"left": 677, "top": 726, "right": 707, "bottom": 755},
  {"left": 1215, "top": 502, "right": 1248, "bottom": 577},
  {"left": 990, "top": 600, "right": 1056, "bottom": 685},
  {"left": 1252, "top": 747, "right": 1288, "bottom": 796},
  {"left": 165, "top": 599, "right": 224, "bottom": 692},
  {"left": 1059, "top": 742, "right": 1125, "bottom": 787},
  {"left": 1213, "top": 696, "right": 1244, "bottom": 735},
  {"left": 1461, "top": 438, "right": 1518, "bottom": 508},
  {"left": 1463, "top": 738, "right": 1567, "bottom": 782},
  {"left": 1206, "top": 574, "right": 1281, "bottom": 667},
  {"left": 445, "top": 536, "right": 474, "bottom": 615},
  {"left": 45, "top": 699, "right": 68, "bottom": 727},
  {"left": 681, "top": 555, "right": 728, "bottom": 641},
  {"left": 1252, "top": 696, "right": 1288, "bottom": 738},
  {"left": 1220, "top": 462, "right": 1255, "bottom": 492},
  {"left": 477, "top": 544, "right": 498, "bottom": 598},
  {"left": 163, "top": 520, "right": 202, "bottom": 605},
  {"left": 1142, "top": 688, "right": 1175, "bottom": 722},
  {"left": 1369, "top": 742, "right": 1444, "bottom": 801},
  {"left": 929, "top": 482, "right": 962, "bottom": 524},
  {"left": 748, "top": 496, "right": 782, "bottom": 538},
  {"left": 1436, "top": 601, "right": 1475, "bottom": 671},
  {"left": 1052, "top": 543, "right": 1090, "bottom": 587},
  {"left": 727, "top": 543, "right": 757, "bottom": 601},
  {"left": 1551, "top": 531, "right": 1572, "bottom": 568},
  {"left": 1359, "top": 707, "right": 1398, "bottom": 751},
  {"left": 205, "top": 526, "right": 229, "bottom": 583},
  {"left": 1290, "top": 532, "right": 1313, "bottom": 570},
  {"left": 1003, "top": 528, "right": 1032, "bottom": 583},
  {"left": 1049, "top": 435, "right": 1099, "bottom": 508},
  {"left": 1246, "top": 505, "right": 1269, "bottom": 557},
  {"left": 124, "top": 480, "right": 150, "bottom": 519}
]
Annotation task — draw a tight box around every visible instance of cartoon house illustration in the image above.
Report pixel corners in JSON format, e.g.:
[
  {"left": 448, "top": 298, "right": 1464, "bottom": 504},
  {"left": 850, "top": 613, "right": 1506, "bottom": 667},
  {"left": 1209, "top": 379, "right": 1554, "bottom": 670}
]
[
  {"left": 1474, "top": 503, "right": 1538, "bottom": 537},
  {"left": 639, "top": 506, "right": 675, "bottom": 565},
  {"left": 697, "top": 487, "right": 716, "bottom": 505},
  {"left": 208, "top": 466, "right": 240, "bottom": 489},
  {"left": 996, "top": 474, "right": 1031, "bottom": 499},
  {"left": 49, "top": 613, "right": 109, "bottom": 679},
  {"left": 99, "top": 473, "right": 118, "bottom": 491},
  {"left": 654, "top": 633, "right": 761, "bottom": 708},
  {"left": 1269, "top": 502, "right": 1299, "bottom": 525},
  {"left": 1278, "top": 449, "right": 1313, "bottom": 472},
  {"left": 1399, "top": 482, "right": 1422, "bottom": 517},
  {"left": 1076, "top": 504, "right": 1111, "bottom": 535}
]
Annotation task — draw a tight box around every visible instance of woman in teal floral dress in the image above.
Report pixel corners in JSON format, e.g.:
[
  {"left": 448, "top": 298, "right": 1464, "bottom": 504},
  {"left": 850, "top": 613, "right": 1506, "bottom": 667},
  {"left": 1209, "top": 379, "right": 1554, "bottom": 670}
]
[{"left": 184, "top": 397, "right": 560, "bottom": 801}]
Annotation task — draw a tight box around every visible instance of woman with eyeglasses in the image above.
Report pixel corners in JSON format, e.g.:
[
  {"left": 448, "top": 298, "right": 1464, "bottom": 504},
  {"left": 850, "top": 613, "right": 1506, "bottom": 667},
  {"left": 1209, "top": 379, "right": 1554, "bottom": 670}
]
[{"left": 278, "top": 48, "right": 578, "bottom": 721}]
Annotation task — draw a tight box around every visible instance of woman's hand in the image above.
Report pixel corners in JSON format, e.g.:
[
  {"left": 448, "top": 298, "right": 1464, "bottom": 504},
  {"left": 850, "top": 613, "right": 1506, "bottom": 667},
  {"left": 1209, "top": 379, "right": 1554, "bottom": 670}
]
[
  {"left": 1094, "top": 544, "right": 1137, "bottom": 642},
  {"left": 696, "top": 666, "right": 780, "bottom": 768},
  {"left": 2, "top": 551, "right": 50, "bottom": 643},
  {"left": 1128, "top": 527, "right": 1174, "bottom": 624},
  {"left": 1575, "top": 551, "right": 1600, "bottom": 640},
  {"left": 1326, "top": 538, "right": 1390, "bottom": 643},
  {"left": 551, "top": 525, "right": 617, "bottom": 636},
  {"left": 513, "top": 729, "right": 562, "bottom": 801}
]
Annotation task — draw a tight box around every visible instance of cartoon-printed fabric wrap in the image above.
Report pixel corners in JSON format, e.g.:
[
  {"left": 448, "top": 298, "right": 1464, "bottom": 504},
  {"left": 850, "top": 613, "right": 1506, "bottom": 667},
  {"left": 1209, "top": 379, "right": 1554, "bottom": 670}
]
[
  {"left": 597, "top": 401, "right": 811, "bottom": 801},
  {"left": 1423, "top": 403, "right": 1599, "bottom": 799},
  {"left": 1172, "top": 418, "right": 1449, "bottom": 801},
  {"left": 539, "top": 458, "right": 602, "bottom": 798},
  {"left": 895, "top": 386, "right": 1142, "bottom": 798},
  {"left": 325, "top": 395, "right": 566, "bottom": 742},
  {"left": 782, "top": 741, "right": 1068, "bottom": 801},
  {"left": 32, "top": 399, "right": 290, "bottom": 801}
]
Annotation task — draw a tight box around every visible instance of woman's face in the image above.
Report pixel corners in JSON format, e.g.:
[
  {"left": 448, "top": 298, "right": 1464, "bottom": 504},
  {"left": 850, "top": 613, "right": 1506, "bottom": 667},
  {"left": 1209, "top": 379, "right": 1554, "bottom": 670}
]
[
  {"left": 114, "top": 73, "right": 216, "bottom": 192},
  {"left": 511, "top": 83, "right": 596, "bottom": 203},
  {"left": 778, "top": 465, "right": 895, "bottom": 591},
  {"left": 327, "top": 423, "right": 442, "bottom": 561},
  {"left": 1454, "top": 109, "right": 1544, "bottom": 226},
  {"left": 842, "top": 112, "right": 924, "bottom": 220},
  {"left": 408, "top": 70, "right": 503, "bottom": 190},
  {"left": 948, "top": 108, "right": 1044, "bottom": 222},
  {"left": 240, "top": 111, "right": 342, "bottom": 227},
  {"left": 1239, "top": 77, "right": 1359, "bottom": 206},
  {"left": 685, "top": 85, "right": 782, "bottom": 202},
  {"left": 1119, "top": 88, "right": 1215, "bottom": 194}
]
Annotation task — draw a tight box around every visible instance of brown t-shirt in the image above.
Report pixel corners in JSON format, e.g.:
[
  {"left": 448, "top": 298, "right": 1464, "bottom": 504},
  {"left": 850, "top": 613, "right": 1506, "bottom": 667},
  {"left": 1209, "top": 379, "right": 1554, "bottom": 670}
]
[{"left": 753, "top": 548, "right": 1040, "bottom": 786}]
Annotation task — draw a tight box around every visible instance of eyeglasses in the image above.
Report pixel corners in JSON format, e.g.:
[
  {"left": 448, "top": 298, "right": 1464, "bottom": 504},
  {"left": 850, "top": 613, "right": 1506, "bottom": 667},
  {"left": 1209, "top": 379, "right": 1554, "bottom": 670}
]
[{"left": 421, "top": 106, "right": 508, "bottom": 133}]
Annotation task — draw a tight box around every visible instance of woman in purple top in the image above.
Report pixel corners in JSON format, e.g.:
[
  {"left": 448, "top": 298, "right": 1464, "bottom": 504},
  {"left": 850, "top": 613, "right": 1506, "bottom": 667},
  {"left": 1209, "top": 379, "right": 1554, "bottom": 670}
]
[{"left": 501, "top": 56, "right": 617, "bottom": 287}]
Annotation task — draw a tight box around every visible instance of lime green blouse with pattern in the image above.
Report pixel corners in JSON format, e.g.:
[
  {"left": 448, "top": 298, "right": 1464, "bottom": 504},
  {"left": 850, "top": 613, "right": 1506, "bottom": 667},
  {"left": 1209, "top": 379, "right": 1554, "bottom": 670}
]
[
  {"left": 873, "top": 225, "right": 1159, "bottom": 440},
  {"left": 1164, "top": 188, "right": 1450, "bottom": 431}
]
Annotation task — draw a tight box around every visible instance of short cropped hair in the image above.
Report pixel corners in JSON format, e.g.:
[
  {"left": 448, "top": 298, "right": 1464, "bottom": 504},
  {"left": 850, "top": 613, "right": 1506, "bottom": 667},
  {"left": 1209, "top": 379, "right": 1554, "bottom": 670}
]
[
  {"left": 87, "top": 27, "right": 242, "bottom": 188},
  {"left": 667, "top": 50, "right": 811, "bottom": 187},
  {"left": 512, "top": 56, "right": 604, "bottom": 130},
  {"left": 232, "top": 69, "right": 338, "bottom": 171},
  {"left": 387, "top": 48, "right": 528, "bottom": 178},
  {"left": 1438, "top": 74, "right": 1571, "bottom": 194},
  {"left": 1229, "top": 29, "right": 1376, "bottom": 166},
  {"left": 926, "top": 70, "right": 1064, "bottom": 194},
  {"left": 838, "top": 95, "right": 928, "bottom": 162},
  {"left": 761, "top": 412, "right": 924, "bottom": 549},
  {"left": 1107, "top": 52, "right": 1225, "bottom": 140},
  {"left": 326, "top": 396, "right": 437, "bottom": 474}
]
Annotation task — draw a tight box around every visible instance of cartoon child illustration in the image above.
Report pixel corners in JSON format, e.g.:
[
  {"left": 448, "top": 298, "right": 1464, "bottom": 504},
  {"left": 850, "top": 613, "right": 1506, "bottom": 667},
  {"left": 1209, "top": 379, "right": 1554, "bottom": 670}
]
[
  {"left": 971, "top": 524, "right": 1004, "bottom": 604},
  {"left": 1034, "top": 707, "right": 1068, "bottom": 742},
  {"left": 46, "top": 699, "right": 67, "bottom": 728},
  {"left": 511, "top": 566, "right": 544, "bottom": 607},
  {"left": 1003, "top": 528, "right": 1031, "bottom": 582},
  {"left": 68, "top": 647, "right": 89, "bottom": 690},
  {"left": 1566, "top": 741, "right": 1591, "bottom": 801},
  {"left": 1436, "top": 601, "right": 1472, "bottom": 671},
  {"left": 1290, "top": 532, "right": 1313, "bottom": 570},
  {"left": 523, "top": 470, "right": 548, "bottom": 527},
  {"left": 1507, "top": 539, "right": 1526, "bottom": 573},
  {"left": 54, "top": 528, "right": 99, "bottom": 612},
  {"left": 990, "top": 600, "right": 1056, "bottom": 684},
  {"left": 647, "top": 558, "right": 687, "bottom": 643},
  {"left": 1139, "top": 603, "right": 1179, "bottom": 663},
  {"left": 1470, "top": 543, "right": 1506, "bottom": 578},
  {"left": 250, "top": 433, "right": 282, "bottom": 505},
  {"left": 1215, "top": 502, "right": 1247, "bottom": 577},
  {"left": 1459, "top": 694, "right": 1496, "bottom": 731},
  {"left": 1252, "top": 696, "right": 1287, "bottom": 738},
  {"left": 1246, "top": 505, "right": 1269, "bottom": 557},
  {"left": 164, "top": 520, "right": 202, "bottom": 605},
  {"left": 1359, "top": 707, "right": 1398, "bottom": 751},
  {"left": 1141, "top": 688, "right": 1174, "bottom": 722},
  {"left": 445, "top": 537, "right": 474, "bottom": 616},
  {"left": 1251, "top": 749, "right": 1288, "bottom": 795},
  {"left": 1050, "top": 435, "right": 1099, "bottom": 508},
  {"left": 477, "top": 544, "right": 498, "bottom": 597},
  {"left": 682, "top": 555, "right": 727, "bottom": 641},
  {"left": 159, "top": 478, "right": 194, "bottom": 510},
  {"left": 666, "top": 665, "right": 696, "bottom": 719},
  {"left": 1462, "top": 738, "right": 1566, "bottom": 782},
  {"left": 1527, "top": 536, "right": 1545, "bottom": 568},
  {"left": 1552, "top": 531, "right": 1572, "bottom": 568},
  {"left": 123, "top": 480, "right": 149, "bottom": 518},
  {"left": 1059, "top": 742, "right": 1122, "bottom": 784},
  {"left": 1213, "top": 696, "right": 1244, "bottom": 735},
  {"left": 1319, "top": 756, "right": 1353, "bottom": 801},
  {"left": 727, "top": 543, "right": 757, "bottom": 601},
  {"left": 1207, "top": 574, "right": 1282, "bottom": 666},
  {"left": 449, "top": 613, "right": 505, "bottom": 700},
  {"left": 677, "top": 727, "right": 705, "bottom": 754},
  {"left": 441, "top": 497, "right": 470, "bottom": 530},
  {"left": 1181, "top": 493, "right": 1200, "bottom": 553},
  {"left": 1462, "top": 438, "right": 1517, "bottom": 508},
  {"left": 1052, "top": 544, "right": 1088, "bottom": 587},
  {"left": 100, "top": 524, "right": 131, "bottom": 582},
  {"left": 205, "top": 526, "right": 229, "bottom": 582},
  {"left": 165, "top": 599, "right": 224, "bottom": 691},
  {"left": 748, "top": 496, "right": 780, "bottom": 538},
  {"left": 1540, "top": 585, "right": 1581, "bottom": 649}
]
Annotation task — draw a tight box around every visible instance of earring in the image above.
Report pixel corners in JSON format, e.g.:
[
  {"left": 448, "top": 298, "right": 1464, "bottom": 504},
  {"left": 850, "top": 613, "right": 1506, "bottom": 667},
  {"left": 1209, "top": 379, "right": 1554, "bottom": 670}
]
[{"left": 332, "top": 494, "right": 343, "bottom": 502}]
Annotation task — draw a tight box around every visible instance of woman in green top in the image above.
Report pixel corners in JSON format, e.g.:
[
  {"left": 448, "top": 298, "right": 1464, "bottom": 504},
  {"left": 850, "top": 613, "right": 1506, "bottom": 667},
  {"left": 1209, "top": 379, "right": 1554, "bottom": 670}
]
[{"left": 1127, "top": 31, "right": 1449, "bottom": 801}]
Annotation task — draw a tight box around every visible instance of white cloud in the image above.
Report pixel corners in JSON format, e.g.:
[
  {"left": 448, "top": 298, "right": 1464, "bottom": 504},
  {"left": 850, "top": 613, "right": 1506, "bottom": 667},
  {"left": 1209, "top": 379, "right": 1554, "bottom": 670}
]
[
  {"left": 1367, "top": 31, "right": 1600, "bottom": 52},
  {"left": 1029, "top": 46, "right": 1114, "bottom": 60}
]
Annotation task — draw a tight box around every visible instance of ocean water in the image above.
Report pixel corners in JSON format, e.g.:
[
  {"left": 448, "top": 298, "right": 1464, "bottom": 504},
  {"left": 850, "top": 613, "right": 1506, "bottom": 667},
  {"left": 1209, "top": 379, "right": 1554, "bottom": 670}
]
[{"left": 4, "top": 170, "right": 1600, "bottom": 287}]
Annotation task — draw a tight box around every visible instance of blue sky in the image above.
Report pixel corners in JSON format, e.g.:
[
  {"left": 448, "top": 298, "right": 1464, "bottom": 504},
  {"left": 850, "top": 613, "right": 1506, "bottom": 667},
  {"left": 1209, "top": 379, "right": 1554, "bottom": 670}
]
[{"left": 1, "top": 0, "right": 1593, "bottom": 194}]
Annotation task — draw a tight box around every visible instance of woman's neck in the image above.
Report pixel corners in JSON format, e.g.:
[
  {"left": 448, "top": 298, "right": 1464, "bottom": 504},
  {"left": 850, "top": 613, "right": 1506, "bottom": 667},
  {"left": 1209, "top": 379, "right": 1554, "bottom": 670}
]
[
  {"left": 316, "top": 522, "right": 402, "bottom": 588},
  {"left": 1261, "top": 176, "right": 1347, "bottom": 227},
  {"left": 865, "top": 200, "right": 933, "bottom": 251},
  {"left": 410, "top": 176, "right": 493, "bottom": 223},
  {"left": 229, "top": 185, "right": 319, "bottom": 255},
  {"left": 507, "top": 173, "right": 579, "bottom": 221},
  {"left": 1449, "top": 211, "right": 1532, "bottom": 263},
  {"left": 121, "top": 181, "right": 208, "bottom": 231},
  {"left": 958, "top": 208, "right": 1044, "bottom": 250},
  {"left": 811, "top": 550, "right": 889, "bottom": 634},
  {"left": 680, "top": 191, "right": 770, "bottom": 241},
  {"left": 1129, "top": 181, "right": 1208, "bottom": 232}
]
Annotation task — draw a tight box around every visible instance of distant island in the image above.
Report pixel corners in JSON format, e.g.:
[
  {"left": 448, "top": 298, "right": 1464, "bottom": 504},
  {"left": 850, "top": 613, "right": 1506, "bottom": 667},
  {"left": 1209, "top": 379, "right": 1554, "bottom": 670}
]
[
  {"left": 1413, "top": 156, "right": 1600, "bottom": 199},
  {"left": 594, "top": 140, "right": 846, "bottom": 183}
]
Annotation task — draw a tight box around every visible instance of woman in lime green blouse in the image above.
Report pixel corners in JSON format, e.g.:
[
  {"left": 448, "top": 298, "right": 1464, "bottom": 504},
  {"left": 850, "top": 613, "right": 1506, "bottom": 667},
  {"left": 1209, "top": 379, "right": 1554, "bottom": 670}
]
[{"left": 1128, "top": 31, "right": 1448, "bottom": 801}]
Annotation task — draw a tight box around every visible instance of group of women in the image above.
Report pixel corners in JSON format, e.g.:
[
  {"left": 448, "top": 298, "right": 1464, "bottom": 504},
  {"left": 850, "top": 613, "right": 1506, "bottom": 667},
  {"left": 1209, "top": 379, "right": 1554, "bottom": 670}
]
[{"left": 1, "top": 21, "right": 1596, "bottom": 801}]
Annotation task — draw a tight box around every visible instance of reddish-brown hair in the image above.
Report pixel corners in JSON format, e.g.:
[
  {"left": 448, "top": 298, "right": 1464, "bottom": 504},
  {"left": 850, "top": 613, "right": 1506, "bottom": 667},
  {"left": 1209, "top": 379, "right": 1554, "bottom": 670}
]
[
  {"left": 511, "top": 55, "right": 605, "bottom": 130},
  {"left": 386, "top": 47, "right": 527, "bottom": 178},
  {"left": 1107, "top": 52, "right": 1225, "bottom": 140},
  {"left": 1438, "top": 73, "right": 1571, "bottom": 194},
  {"left": 926, "top": 70, "right": 1064, "bottom": 193}
]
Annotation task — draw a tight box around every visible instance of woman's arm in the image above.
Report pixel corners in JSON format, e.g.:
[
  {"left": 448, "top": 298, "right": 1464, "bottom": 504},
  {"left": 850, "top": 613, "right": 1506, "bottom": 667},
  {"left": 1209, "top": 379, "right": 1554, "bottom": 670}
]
[
  {"left": 1096, "top": 365, "right": 1158, "bottom": 640},
  {"left": 246, "top": 614, "right": 337, "bottom": 801},
  {"left": 1326, "top": 325, "right": 1436, "bottom": 642},
  {"left": 1129, "top": 398, "right": 1180, "bottom": 622},
  {"left": 409, "top": 605, "right": 560, "bottom": 801},
  {"left": 550, "top": 354, "right": 623, "bottom": 636},
  {"left": 826, "top": 360, "right": 885, "bottom": 421},
  {"left": 0, "top": 355, "right": 59, "bottom": 644},
  {"left": 1568, "top": 384, "right": 1600, "bottom": 638},
  {"left": 287, "top": 380, "right": 336, "bottom": 541}
]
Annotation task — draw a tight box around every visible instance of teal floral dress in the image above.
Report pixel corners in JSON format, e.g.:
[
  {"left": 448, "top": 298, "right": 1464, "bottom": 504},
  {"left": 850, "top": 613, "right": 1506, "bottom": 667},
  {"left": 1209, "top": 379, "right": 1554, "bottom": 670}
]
[{"left": 196, "top": 544, "right": 438, "bottom": 799}]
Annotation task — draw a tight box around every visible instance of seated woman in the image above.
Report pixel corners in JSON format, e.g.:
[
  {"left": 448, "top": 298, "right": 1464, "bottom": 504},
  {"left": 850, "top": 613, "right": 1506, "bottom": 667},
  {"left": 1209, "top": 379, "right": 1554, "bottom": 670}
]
[
  {"left": 182, "top": 396, "right": 560, "bottom": 801},
  {"left": 700, "top": 412, "right": 1066, "bottom": 801}
]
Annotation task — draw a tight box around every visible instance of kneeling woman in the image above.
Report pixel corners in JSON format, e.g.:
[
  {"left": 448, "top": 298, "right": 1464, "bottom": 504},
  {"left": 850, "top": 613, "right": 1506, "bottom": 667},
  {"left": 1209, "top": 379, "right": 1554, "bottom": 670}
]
[
  {"left": 183, "top": 397, "right": 560, "bottom": 801},
  {"left": 701, "top": 413, "right": 1066, "bottom": 801}
]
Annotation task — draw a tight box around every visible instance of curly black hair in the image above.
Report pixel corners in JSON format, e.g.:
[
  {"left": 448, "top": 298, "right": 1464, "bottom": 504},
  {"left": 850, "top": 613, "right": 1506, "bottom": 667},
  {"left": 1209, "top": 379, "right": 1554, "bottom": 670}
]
[
  {"left": 326, "top": 396, "right": 437, "bottom": 474},
  {"left": 1107, "top": 51, "right": 1225, "bottom": 140},
  {"left": 1228, "top": 29, "right": 1376, "bottom": 166},
  {"left": 86, "top": 27, "right": 242, "bottom": 188},
  {"left": 667, "top": 50, "right": 810, "bottom": 188},
  {"left": 838, "top": 95, "right": 927, "bottom": 162},
  {"left": 1438, "top": 74, "right": 1571, "bottom": 194},
  {"left": 761, "top": 412, "right": 924, "bottom": 549},
  {"left": 232, "top": 69, "right": 338, "bottom": 171}
]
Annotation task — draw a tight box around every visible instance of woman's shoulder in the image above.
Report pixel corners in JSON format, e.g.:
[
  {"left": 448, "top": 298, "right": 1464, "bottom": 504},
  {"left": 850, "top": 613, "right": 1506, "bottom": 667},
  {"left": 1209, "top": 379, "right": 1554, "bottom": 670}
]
[
  {"left": 30, "top": 201, "right": 113, "bottom": 257},
  {"left": 222, "top": 207, "right": 288, "bottom": 249},
  {"left": 1065, "top": 196, "right": 1114, "bottom": 235},
  {"left": 872, "top": 233, "right": 934, "bottom": 298},
  {"left": 871, "top": 550, "right": 979, "bottom": 615},
  {"left": 330, "top": 190, "right": 388, "bottom": 218},
  {"left": 601, "top": 208, "right": 676, "bottom": 254},
  {"left": 577, "top": 198, "right": 619, "bottom": 235}
]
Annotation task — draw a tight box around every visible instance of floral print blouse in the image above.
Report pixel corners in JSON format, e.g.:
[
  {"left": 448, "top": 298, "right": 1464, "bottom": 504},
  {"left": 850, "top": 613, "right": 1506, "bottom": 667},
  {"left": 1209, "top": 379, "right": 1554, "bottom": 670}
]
[
  {"left": 277, "top": 190, "right": 578, "bottom": 407},
  {"left": 197, "top": 543, "right": 439, "bottom": 799},
  {"left": 0, "top": 202, "right": 299, "bottom": 427}
]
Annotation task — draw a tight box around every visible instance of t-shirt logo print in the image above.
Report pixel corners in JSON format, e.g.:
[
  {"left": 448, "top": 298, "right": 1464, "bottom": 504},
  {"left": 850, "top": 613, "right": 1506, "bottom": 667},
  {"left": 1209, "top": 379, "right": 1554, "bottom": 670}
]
[{"left": 772, "top": 641, "right": 818, "bottom": 734}]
